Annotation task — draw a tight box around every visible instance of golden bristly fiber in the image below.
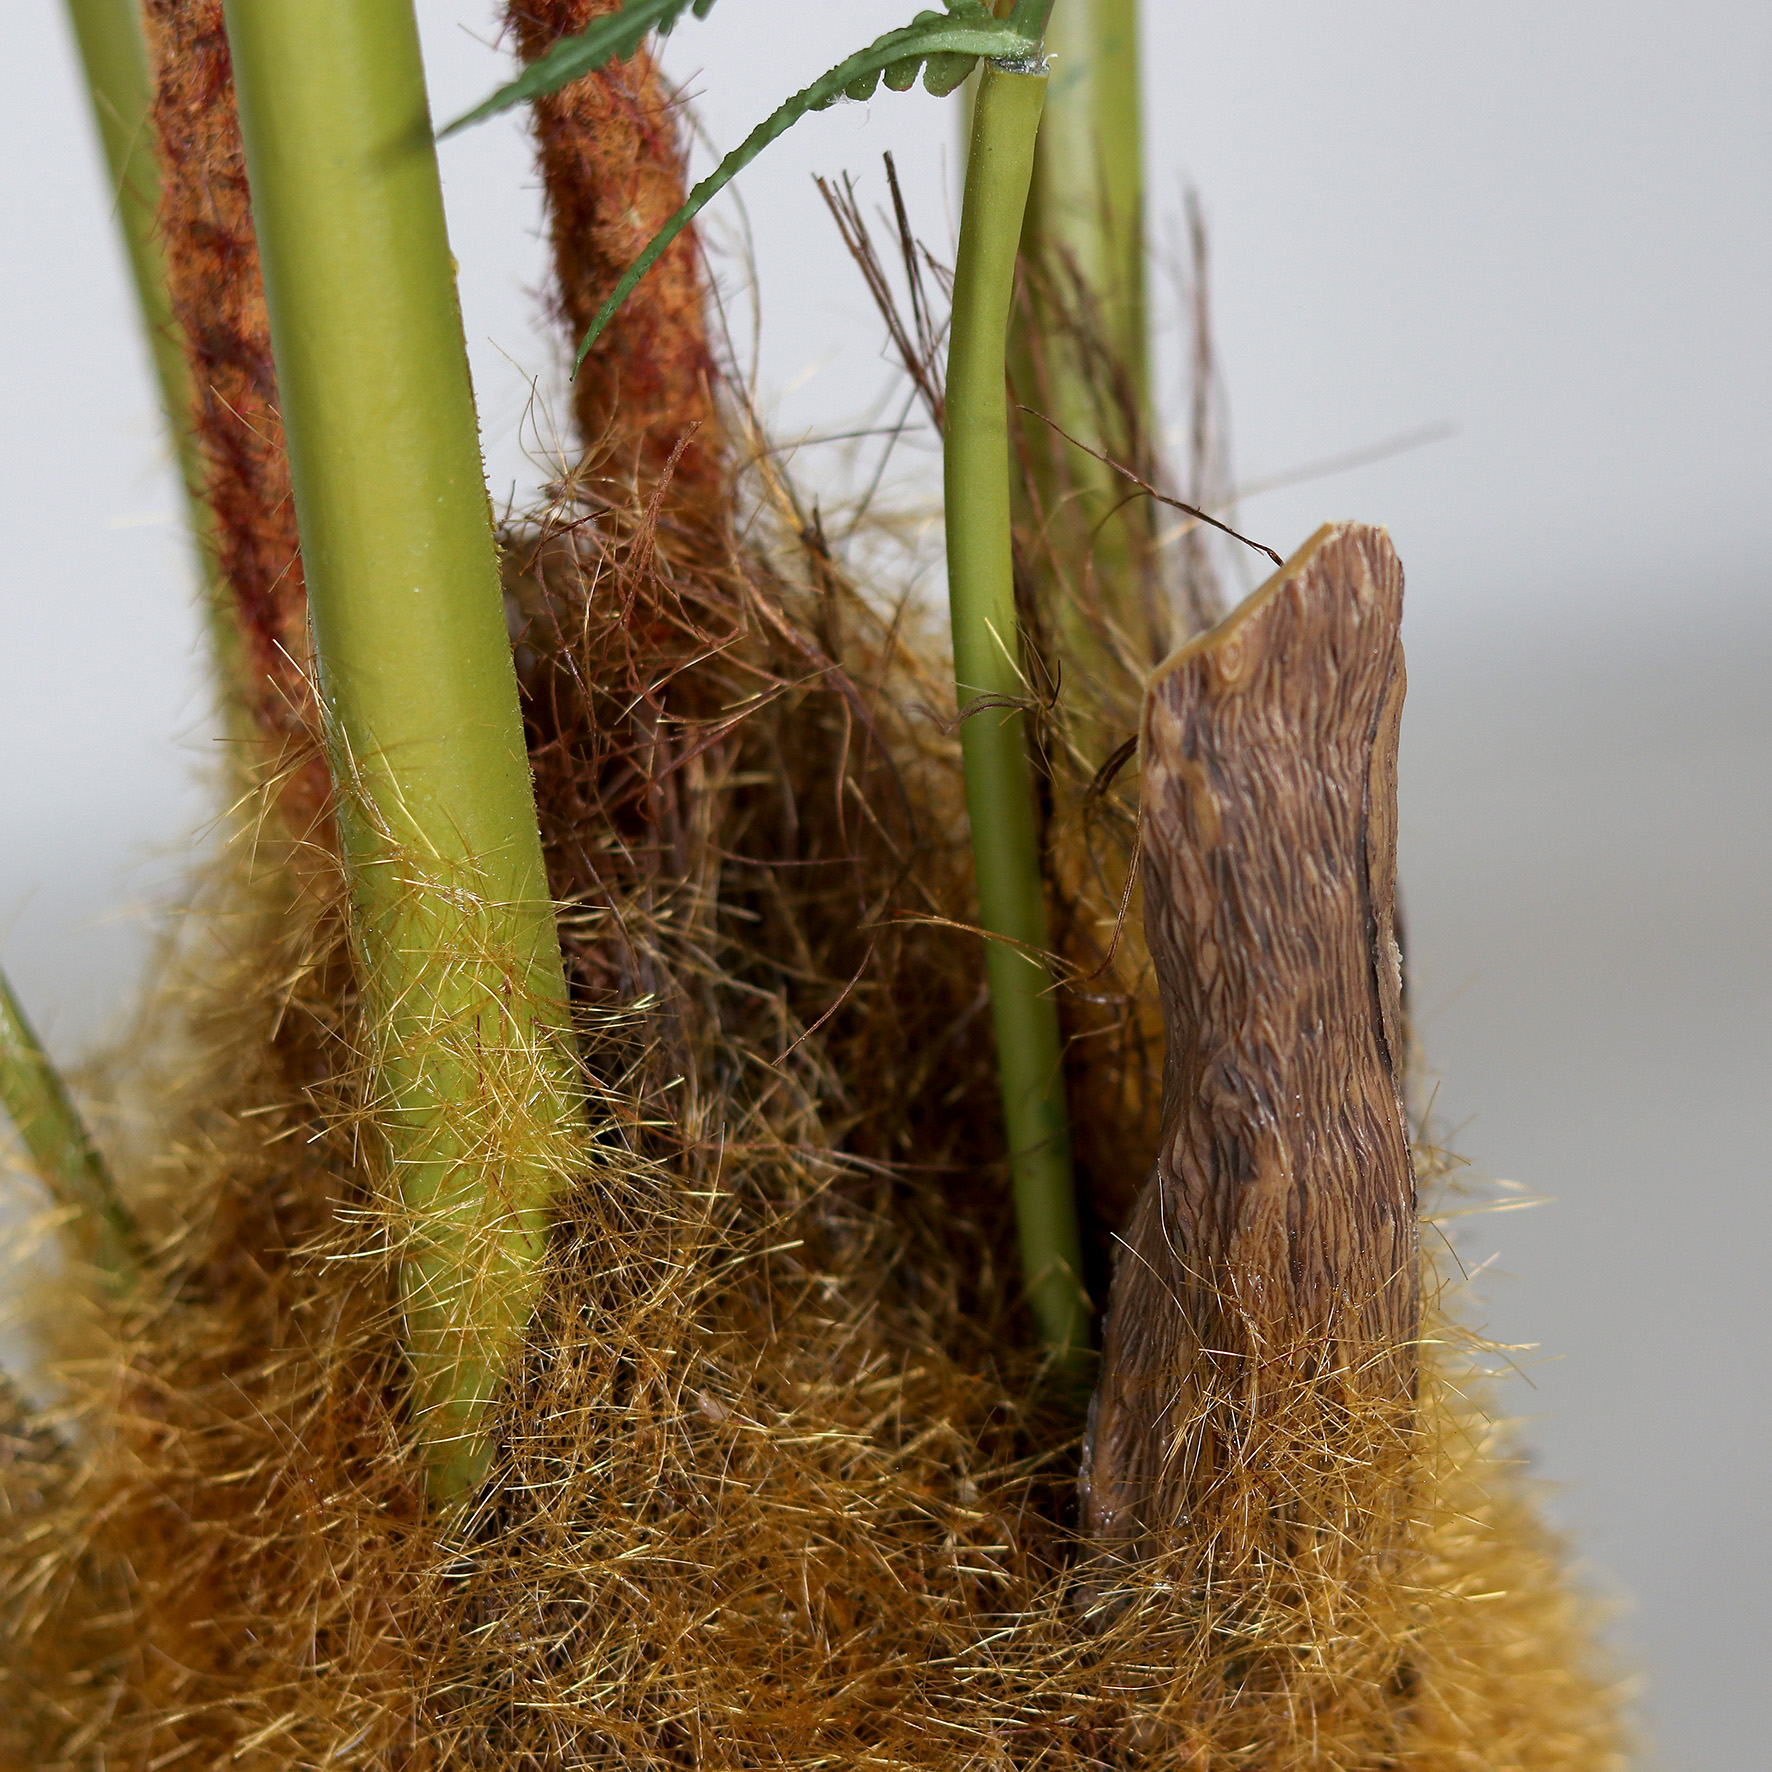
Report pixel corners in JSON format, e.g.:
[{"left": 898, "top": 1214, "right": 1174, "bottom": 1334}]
[
  {"left": 0, "top": 460, "right": 1623, "bottom": 1769},
  {"left": 507, "top": 0, "right": 722, "bottom": 512}
]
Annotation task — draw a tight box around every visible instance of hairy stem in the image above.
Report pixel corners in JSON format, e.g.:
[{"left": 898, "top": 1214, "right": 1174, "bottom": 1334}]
[
  {"left": 947, "top": 59, "right": 1088, "bottom": 1366},
  {"left": 0, "top": 970, "right": 140, "bottom": 1281},
  {"left": 506, "top": 0, "right": 721, "bottom": 509},
  {"left": 222, "top": 0, "right": 581, "bottom": 1504}
]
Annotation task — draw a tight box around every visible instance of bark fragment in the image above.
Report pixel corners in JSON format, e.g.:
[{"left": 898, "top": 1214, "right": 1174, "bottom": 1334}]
[{"left": 1083, "top": 522, "right": 1417, "bottom": 1564}]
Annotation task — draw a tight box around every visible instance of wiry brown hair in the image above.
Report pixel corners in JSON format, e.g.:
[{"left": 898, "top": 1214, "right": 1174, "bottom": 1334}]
[{"left": 0, "top": 456, "right": 1623, "bottom": 1770}]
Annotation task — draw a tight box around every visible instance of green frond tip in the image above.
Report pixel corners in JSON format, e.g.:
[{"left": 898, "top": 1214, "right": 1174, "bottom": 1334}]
[
  {"left": 0, "top": 967, "right": 141, "bottom": 1281},
  {"left": 438, "top": 0, "right": 719, "bottom": 138},
  {"left": 572, "top": 3, "right": 1042, "bottom": 374}
]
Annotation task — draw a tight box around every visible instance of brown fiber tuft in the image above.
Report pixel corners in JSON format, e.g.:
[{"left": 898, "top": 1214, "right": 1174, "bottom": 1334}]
[{"left": 0, "top": 448, "right": 1624, "bottom": 1769}]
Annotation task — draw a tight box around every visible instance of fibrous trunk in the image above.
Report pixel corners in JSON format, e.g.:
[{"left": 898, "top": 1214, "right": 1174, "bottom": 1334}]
[
  {"left": 507, "top": 0, "right": 721, "bottom": 512},
  {"left": 145, "top": 0, "right": 321, "bottom": 812},
  {"left": 1084, "top": 522, "right": 1417, "bottom": 1565},
  {"left": 145, "top": 0, "right": 723, "bottom": 812}
]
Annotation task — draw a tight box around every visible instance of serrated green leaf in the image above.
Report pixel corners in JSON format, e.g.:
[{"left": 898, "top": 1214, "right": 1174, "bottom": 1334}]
[
  {"left": 570, "top": 8, "right": 1040, "bottom": 371},
  {"left": 439, "top": 0, "right": 716, "bottom": 139},
  {"left": 923, "top": 52, "right": 976, "bottom": 96}
]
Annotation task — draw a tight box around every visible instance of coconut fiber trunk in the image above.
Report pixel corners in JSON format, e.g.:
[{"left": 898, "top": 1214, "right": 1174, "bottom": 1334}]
[
  {"left": 505, "top": 0, "right": 722, "bottom": 514},
  {"left": 0, "top": 6, "right": 1625, "bottom": 1769},
  {"left": 143, "top": 0, "right": 325, "bottom": 816}
]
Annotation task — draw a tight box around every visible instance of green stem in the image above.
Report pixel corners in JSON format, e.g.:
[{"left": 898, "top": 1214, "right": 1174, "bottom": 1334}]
[
  {"left": 0, "top": 969, "right": 141, "bottom": 1282},
  {"left": 63, "top": 0, "right": 234, "bottom": 677},
  {"left": 223, "top": 0, "right": 582, "bottom": 1504},
  {"left": 1033, "top": 0, "right": 1144, "bottom": 405},
  {"left": 1014, "top": 0, "right": 1154, "bottom": 693},
  {"left": 947, "top": 59, "right": 1089, "bottom": 1366}
]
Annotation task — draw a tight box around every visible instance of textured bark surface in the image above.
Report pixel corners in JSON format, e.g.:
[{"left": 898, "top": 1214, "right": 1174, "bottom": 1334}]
[
  {"left": 1082, "top": 522, "right": 1417, "bottom": 1560},
  {"left": 145, "top": 0, "right": 324, "bottom": 815},
  {"left": 507, "top": 1, "right": 721, "bottom": 512}
]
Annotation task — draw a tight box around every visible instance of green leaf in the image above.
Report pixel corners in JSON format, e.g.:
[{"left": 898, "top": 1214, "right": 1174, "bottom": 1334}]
[
  {"left": 438, "top": 0, "right": 718, "bottom": 138},
  {"left": 921, "top": 52, "right": 977, "bottom": 97},
  {"left": 571, "top": 4, "right": 1042, "bottom": 371}
]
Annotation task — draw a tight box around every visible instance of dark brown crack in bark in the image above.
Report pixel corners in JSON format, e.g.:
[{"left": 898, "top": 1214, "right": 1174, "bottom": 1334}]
[{"left": 1082, "top": 522, "right": 1416, "bottom": 1568}]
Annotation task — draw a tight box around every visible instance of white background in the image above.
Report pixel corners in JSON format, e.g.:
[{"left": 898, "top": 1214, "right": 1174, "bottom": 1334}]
[{"left": 4, "top": 5, "right": 1768, "bottom": 1765}]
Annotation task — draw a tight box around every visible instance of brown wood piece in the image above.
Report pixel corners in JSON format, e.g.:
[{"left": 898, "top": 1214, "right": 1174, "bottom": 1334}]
[
  {"left": 507, "top": 1, "right": 722, "bottom": 512},
  {"left": 1081, "top": 522, "right": 1416, "bottom": 1559}
]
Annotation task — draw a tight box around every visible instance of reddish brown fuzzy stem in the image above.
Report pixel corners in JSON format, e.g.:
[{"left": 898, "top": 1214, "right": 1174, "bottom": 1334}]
[
  {"left": 1083, "top": 522, "right": 1417, "bottom": 1560},
  {"left": 507, "top": 1, "right": 721, "bottom": 511},
  {"left": 145, "top": 1, "right": 325, "bottom": 816}
]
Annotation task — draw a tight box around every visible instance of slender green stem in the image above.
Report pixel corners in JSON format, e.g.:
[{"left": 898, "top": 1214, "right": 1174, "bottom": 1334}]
[
  {"left": 223, "top": 0, "right": 582, "bottom": 1504},
  {"left": 947, "top": 59, "right": 1089, "bottom": 1365},
  {"left": 0, "top": 969, "right": 141, "bottom": 1282},
  {"left": 63, "top": 0, "right": 234, "bottom": 677}
]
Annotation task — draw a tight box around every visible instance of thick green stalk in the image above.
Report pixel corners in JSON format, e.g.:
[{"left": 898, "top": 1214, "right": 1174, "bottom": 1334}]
[
  {"left": 1014, "top": 0, "right": 1154, "bottom": 689},
  {"left": 1033, "top": 0, "right": 1144, "bottom": 402},
  {"left": 0, "top": 969, "right": 140, "bottom": 1281},
  {"left": 948, "top": 59, "right": 1089, "bottom": 1365},
  {"left": 223, "top": 0, "right": 581, "bottom": 1504},
  {"left": 64, "top": 0, "right": 232, "bottom": 670}
]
